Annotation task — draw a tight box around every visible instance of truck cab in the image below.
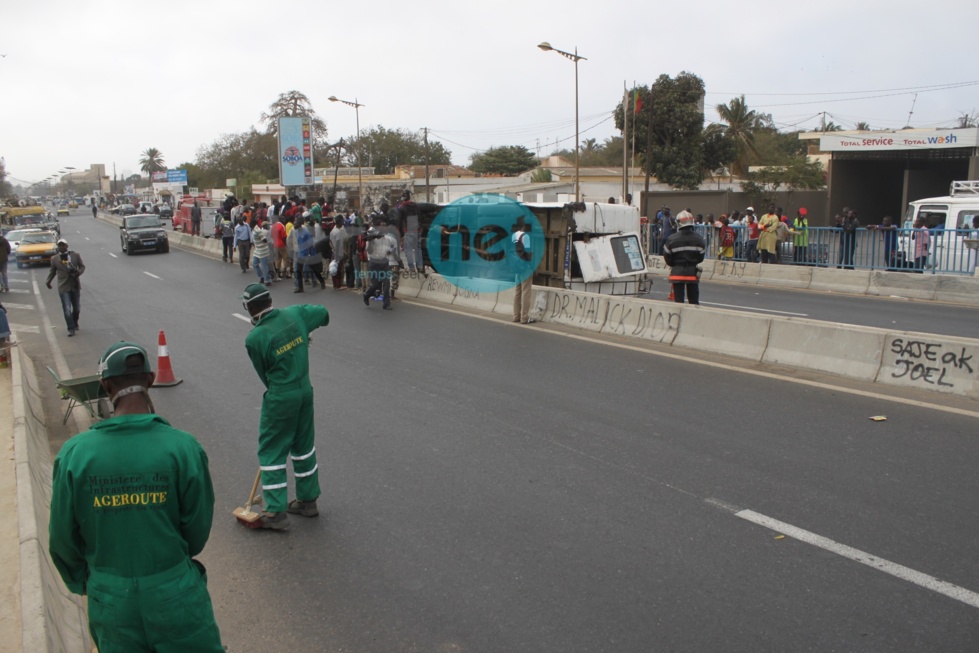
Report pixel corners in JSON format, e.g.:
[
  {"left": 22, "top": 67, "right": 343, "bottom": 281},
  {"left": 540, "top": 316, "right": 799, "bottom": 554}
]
[{"left": 902, "top": 181, "right": 979, "bottom": 273}]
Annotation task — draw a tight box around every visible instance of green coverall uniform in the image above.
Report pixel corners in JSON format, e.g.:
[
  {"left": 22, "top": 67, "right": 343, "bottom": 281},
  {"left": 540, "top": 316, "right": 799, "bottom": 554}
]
[
  {"left": 245, "top": 304, "right": 330, "bottom": 512},
  {"left": 49, "top": 414, "right": 223, "bottom": 652}
]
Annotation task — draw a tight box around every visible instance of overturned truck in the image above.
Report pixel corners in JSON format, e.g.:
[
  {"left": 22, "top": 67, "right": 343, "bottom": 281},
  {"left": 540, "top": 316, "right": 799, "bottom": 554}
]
[{"left": 414, "top": 199, "right": 650, "bottom": 295}]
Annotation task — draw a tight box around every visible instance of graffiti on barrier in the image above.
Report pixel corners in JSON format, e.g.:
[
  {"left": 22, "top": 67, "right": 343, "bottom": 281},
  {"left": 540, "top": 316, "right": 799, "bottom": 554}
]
[
  {"left": 605, "top": 302, "right": 680, "bottom": 343},
  {"left": 424, "top": 276, "right": 456, "bottom": 296},
  {"left": 548, "top": 293, "right": 606, "bottom": 327},
  {"left": 714, "top": 261, "right": 748, "bottom": 278},
  {"left": 888, "top": 338, "right": 974, "bottom": 388},
  {"left": 647, "top": 256, "right": 668, "bottom": 271}
]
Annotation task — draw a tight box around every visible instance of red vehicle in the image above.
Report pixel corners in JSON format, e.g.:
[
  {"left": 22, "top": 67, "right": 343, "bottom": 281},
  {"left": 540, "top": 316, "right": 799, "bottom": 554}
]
[{"left": 173, "top": 194, "right": 215, "bottom": 234}]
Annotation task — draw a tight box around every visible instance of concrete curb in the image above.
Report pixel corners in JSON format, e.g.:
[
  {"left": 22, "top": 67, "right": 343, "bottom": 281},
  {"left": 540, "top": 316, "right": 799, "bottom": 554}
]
[{"left": 12, "top": 344, "right": 90, "bottom": 653}]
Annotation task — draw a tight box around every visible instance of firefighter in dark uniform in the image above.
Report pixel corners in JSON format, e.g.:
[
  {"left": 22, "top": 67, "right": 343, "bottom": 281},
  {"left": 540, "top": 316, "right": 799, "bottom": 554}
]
[
  {"left": 49, "top": 341, "right": 224, "bottom": 652},
  {"left": 662, "top": 210, "right": 706, "bottom": 305}
]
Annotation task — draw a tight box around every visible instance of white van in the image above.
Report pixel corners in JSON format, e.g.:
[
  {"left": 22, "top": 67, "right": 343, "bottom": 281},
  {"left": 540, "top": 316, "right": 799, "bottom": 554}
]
[{"left": 902, "top": 181, "right": 979, "bottom": 273}]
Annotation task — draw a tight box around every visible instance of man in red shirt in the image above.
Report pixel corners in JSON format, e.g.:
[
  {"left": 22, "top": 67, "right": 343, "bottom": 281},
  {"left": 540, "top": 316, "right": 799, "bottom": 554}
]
[{"left": 271, "top": 218, "right": 289, "bottom": 281}]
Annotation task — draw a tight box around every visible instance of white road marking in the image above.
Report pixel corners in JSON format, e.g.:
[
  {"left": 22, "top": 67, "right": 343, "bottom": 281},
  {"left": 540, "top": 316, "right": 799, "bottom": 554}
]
[
  {"left": 232, "top": 313, "right": 251, "bottom": 323},
  {"left": 9, "top": 323, "right": 40, "bottom": 333},
  {"left": 701, "top": 301, "right": 808, "bottom": 316},
  {"left": 733, "top": 508, "right": 979, "bottom": 610},
  {"left": 5, "top": 288, "right": 30, "bottom": 294},
  {"left": 84, "top": 237, "right": 90, "bottom": 241},
  {"left": 409, "top": 301, "right": 979, "bottom": 419},
  {"left": 4, "top": 303, "right": 34, "bottom": 310},
  {"left": 109, "top": 253, "right": 117, "bottom": 258},
  {"left": 142, "top": 271, "right": 162, "bottom": 279}
]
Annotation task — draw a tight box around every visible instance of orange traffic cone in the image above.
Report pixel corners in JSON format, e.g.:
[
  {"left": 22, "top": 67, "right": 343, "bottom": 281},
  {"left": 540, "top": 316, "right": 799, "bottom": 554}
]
[
  {"left": 155, "top": 330, "right": 183, "bottom": 387},
  {"left": 668, "top": 286, "right": 675, "bottom": 301}
]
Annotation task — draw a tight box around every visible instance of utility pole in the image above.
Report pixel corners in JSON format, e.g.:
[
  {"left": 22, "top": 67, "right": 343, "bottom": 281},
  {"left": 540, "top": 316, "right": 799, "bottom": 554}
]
[
  {"left": 622, "top": 83, "right": 628, "bottom": 203},
  {"left": 112, "top": 162, "right": 117, "bottom": 194},
  {"left": 644, "top": 86, "right": 653, "bottom": 217},
  {"left": 424, "top": 127, "right": 431, "bottom": 203}
]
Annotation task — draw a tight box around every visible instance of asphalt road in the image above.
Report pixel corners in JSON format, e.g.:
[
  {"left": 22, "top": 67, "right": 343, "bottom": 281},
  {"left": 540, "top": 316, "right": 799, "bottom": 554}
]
[{"left": 8, "top": 209, "right": 979, "bottom": 652}]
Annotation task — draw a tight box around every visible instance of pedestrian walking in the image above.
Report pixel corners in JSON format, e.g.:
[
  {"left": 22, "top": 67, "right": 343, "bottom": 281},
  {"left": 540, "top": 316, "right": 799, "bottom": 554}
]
[
  {"left": 45, "top": 238, "right": 85, "bottom": 337},
  {"left": 49, "top": 341, "right": 225, "bottom": 652},
  {"left": 0, "top": 232, "right": 10, "bottom": 292},
  {"left": 234, "top": 218, "right": 252, "bottom": 273},
  {"left": 361, "top": 218, "right": 398, "bottom": 310},
  {"left": 241, "top": 284, "right": 330, "bottom": 530},
  {"left": 220, "top": 213, "right": 235, "bottom": 263}
]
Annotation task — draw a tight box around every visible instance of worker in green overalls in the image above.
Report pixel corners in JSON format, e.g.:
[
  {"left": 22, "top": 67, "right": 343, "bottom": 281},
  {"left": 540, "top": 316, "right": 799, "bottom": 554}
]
[
  {"left": 242, "top": 283, "right": 330, "bottom": 530},
  {"left": 49, "top": 341, "right": 224, "bottom": 652}
]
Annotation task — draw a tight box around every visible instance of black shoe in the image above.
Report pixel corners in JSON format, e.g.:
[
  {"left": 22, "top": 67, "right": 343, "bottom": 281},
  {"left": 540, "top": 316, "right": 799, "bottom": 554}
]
[
  {"left": 286, "top": 499, "right": 319, "bottom": 517},
  {"left": 382, "top": 306, "right": 393, "bottom": 310},
  {"left": 258, "top": 512, "right": 289, "bottom": 531},
  {"left": 67, "top": 330, "right": 75, "bottom": 337},
  {"left": 362, "top": 293, "right": 370, "bottom": 306},
  {"left": 293, "top": 288, "right": 304, "bottom": 293}
]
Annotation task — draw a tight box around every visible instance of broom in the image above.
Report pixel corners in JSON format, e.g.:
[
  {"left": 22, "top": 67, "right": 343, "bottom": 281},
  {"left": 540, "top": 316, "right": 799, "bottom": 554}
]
[{"left": 232, "top": 468, "right": 264, "bottom": 528}]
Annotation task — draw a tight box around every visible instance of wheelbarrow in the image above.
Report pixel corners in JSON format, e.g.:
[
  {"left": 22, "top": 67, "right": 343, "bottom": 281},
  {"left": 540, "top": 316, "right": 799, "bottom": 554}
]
[{"left": 47, "top": 366, "right": 112, "bottom": 424}]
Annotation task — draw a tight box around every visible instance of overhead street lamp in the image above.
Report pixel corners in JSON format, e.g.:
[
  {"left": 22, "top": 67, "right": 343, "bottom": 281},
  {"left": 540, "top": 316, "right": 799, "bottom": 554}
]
[
  {"left": 538, "top": 41, "right": 586, "bottom": 202},
  {"left": 328, "top": 95, "right": 365, "bottom": 215}
]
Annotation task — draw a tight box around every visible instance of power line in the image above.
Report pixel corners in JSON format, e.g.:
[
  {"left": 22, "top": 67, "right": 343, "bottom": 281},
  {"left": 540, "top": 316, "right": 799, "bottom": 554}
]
[{"left": 706, "top": 80, "right": 979, "bottom": 98}]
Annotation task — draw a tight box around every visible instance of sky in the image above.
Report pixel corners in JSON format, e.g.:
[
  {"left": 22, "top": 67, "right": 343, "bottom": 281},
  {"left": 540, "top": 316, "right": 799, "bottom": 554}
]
[{"left": 2, "top": 0, "right": 977, "bottom": 188}]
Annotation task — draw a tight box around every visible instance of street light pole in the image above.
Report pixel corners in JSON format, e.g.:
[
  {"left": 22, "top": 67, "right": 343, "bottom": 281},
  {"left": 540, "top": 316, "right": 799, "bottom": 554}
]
[
  {"left": 538, "top": 42, "right": 586, "bottom": 202},
  {"left": 329, "top": 96, "right": 365, "bottom": 215}
]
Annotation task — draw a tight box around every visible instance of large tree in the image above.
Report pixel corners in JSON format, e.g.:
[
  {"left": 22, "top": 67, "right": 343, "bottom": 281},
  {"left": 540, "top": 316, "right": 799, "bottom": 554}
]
[
  {"left": 0, "top": 157, "right": 10, "bottom": 198},
  {"left": 195, "top": 129, "right": 278, "bottom": 189},
  {"left": 139, "top": 148, "right": 166, "bottom": 176},
  {"left": 260, "top": 90, "right": 327, "bottom": 139},
  {"left": 469, "top": 145, "right": 538, "bottom": 176},
  {"left": 740, "top": 158, "right": 825, "bottom": 208},
  {"left": 343, "top": 126, "right": 451, "bottom": 174},
  {"left": 615, "top": 73, "right": 710, "bottom": 189}
]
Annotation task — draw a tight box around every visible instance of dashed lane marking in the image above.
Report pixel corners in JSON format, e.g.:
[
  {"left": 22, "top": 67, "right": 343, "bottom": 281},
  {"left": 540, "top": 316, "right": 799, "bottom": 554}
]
[
  {"left": 232, "top": 313, "right": 251, "bottom": 323},
  {"left": 9, "top": 323, "right": 40, "bottom": 334},
  {"left": 3, "top": 303, "right": 34, "bottom": 310},
  {"left": 142, "top": 271, "right": 162, "bottom": 280},
  {"left": 710, "top": 502, "right": 979, "bottom": 610}
]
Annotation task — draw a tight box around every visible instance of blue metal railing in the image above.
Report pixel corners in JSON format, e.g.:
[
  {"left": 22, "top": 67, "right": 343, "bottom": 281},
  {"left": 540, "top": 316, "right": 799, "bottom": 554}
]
[{"left": 646, "top": 224, "right": 979, "bottom": 275}]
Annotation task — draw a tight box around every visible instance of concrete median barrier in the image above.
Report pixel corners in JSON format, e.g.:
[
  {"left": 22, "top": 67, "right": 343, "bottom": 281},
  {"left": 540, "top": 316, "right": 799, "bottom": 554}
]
[
  {"left": 600, "top": 297, "right": 681, "bottom": 345},
  {"left": 417, "top": 274, "right": 458, "bottom": 304},
  {"left": 807, "top": 267, "right": 871, "bottom": 295},
  {"left": 868, "top": 270, "right": 939, "bottom": 300},
  {"left": 876, "top": 333, "right": 979, "bottom": 400},
  {"left": 452, "top": 281, "right": 504, "bottom": 313},
  {"left": 708, "top": 260, "right": 761, "bottom": 285},
  {"left": 933, "top": 275, "right": 979, "bottom": 305},
  {"left": 763, "top": 318, "right": 885, "bottom": 381},
  {"left": 394, "top": 270, "right": 423, "bottom": 299},
  {"left": 672, "top": 305, "right": 770, "bottom": 361},
  {"left": 758, "top": 263, "right": 813, "bottom": 289},
  {"left": 540, "top": 289, "right": 609, "bottom": 333}
]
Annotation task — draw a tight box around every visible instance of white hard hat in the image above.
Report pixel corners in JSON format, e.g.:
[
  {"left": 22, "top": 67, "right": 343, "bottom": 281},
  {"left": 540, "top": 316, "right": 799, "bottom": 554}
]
[{"left": 676, "top": 211, "right": 695, "bottom": 228}]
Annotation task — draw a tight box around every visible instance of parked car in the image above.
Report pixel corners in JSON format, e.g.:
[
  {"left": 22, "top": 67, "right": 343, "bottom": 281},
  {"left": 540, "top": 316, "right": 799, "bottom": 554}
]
[
  {"left": 157, "top": 203, "right": 174, "bottom": 219},
  {"left": 4, "top": 227, "right": 42, "bottom": 253},
  {"left": 120, "top": 214, "right": 170, "bottom": 255},
  {"left": 15, "top": 230, "right": 59, "bottom": 268}
]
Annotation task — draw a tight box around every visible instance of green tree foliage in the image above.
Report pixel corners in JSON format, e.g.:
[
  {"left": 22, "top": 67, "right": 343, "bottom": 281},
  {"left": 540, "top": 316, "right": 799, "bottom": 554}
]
[
  {"left": 139, "top": 148, "right": 166, "bottom": 176},
  {"left": 0, "top": 157, "right": 10, "bottom": 198},
  {"left": 194, "top": 129, "right": 278, "bottom": 189},
  {"left": 702, "top": 126, "right": 739, "bottom": 176},
  {"left": 615, "top": 73, "right": 710, "bottom": 189},
  {"left": 530, "top": 167, "right": 553, "bottom": 182},
  {"left": 260, "top": 90, "right": 328, "bottom": 139},
  {"left": 740, "top": 158, "right": 825, "bottom": 208},
  {"left": 715, "top": 95, "right": 763, "bottom": 176},
  {"left": 469, "top": 145, "right": 539, "bottom": 176},
  {"left": 343, "top": 126, "right": 451, "bottom": 175}
]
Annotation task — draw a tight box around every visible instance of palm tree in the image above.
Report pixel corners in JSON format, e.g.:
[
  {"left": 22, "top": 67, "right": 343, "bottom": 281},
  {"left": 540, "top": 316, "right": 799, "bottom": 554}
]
[
  {"left": 855, "top": 121, "right": 871, "bottom": 131},
  {"left": 139, "top": 148, "right": 166, "bottom": 176},
  {"left": 716, "top": 95, "right": 761, "bottom": 176}
]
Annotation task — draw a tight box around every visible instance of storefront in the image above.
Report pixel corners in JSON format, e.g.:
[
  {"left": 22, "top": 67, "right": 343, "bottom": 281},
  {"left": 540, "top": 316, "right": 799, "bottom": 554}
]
[{"left": 801, "top": 127, "right": 979, "bottom": 221}]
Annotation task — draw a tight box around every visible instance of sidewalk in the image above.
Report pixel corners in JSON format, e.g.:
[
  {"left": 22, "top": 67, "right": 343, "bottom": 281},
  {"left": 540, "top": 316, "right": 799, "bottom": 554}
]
[{"left": 1, "top": 366, "right": 24, "bottom": 651}]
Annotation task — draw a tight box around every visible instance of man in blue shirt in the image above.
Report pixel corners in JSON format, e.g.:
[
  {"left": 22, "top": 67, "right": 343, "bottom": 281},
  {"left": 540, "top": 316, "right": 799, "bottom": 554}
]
[{"left": 233, "top": 218, "right": 252, "bottom": 273}]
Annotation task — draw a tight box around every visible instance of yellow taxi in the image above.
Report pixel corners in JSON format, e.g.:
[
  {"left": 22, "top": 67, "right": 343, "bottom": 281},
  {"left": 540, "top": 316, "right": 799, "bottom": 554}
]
[{"left": 15, "top": 230, "right": 59, "bottom": 268}]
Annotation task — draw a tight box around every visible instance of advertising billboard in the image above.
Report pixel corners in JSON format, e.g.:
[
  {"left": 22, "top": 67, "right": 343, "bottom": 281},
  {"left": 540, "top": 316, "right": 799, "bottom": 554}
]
[
  {"left": 167, "top": 169, "right": 188, "bottom": 184},
  {"left": 278, "top": 116, "right": 314, "bottom": 186},
  {"left": 819, "top": 127, "right": 979, "bottom": 152}
]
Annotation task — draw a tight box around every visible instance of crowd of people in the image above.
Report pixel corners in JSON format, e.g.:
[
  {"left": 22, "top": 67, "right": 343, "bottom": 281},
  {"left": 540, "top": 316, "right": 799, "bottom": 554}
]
[{"left": 208, "top": 190, "right": 428, "bottom": 307}]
